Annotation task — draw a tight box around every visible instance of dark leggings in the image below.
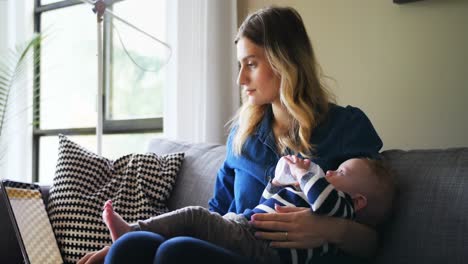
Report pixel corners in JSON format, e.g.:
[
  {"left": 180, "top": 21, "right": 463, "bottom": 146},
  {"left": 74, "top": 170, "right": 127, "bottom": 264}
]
[{"left": 104, "top": 231, "right": 256, "bottom": 264}]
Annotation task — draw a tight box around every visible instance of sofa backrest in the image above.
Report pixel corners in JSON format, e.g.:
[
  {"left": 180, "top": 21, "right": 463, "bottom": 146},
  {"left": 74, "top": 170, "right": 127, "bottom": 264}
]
[
  {"left": 147, "top": 138, "right": 226, "bottom": 211},
  {"left": 377, "top": 148, "right": 468, "bottom": 263}
]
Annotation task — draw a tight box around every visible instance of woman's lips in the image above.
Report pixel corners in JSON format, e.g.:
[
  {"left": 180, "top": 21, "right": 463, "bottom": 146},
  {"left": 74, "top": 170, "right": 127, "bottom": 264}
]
[{"left": 245, "top": 89, "right": 255, "bottom": 95}]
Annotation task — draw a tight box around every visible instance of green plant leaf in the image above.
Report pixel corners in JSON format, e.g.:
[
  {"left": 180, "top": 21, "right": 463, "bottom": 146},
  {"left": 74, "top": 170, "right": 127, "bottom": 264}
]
[{"left": 0, "top": 33, "right": 42, "bottom": 151}]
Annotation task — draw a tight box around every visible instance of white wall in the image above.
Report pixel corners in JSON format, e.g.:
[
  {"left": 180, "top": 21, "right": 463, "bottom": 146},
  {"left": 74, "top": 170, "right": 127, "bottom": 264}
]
[{"left": 239, "top": 0, "right": 468, "bottom": 150}]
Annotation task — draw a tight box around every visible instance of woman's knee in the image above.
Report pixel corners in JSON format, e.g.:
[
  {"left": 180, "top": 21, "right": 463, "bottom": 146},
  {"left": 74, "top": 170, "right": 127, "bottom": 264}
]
[
  {"left": 105, "top": 231, "right": 165, "bottom": 264},
  {"left": 155, "top": 236, "right": 255, "bottom": 264}
]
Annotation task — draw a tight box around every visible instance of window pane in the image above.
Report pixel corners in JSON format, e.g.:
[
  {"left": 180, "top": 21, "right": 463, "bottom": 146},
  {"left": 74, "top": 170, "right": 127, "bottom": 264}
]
[
  {"left": 107, "top": 0, "right": 167, "bottom": 120},
  {"left": 40, "top": 4, "right": 97, "bottom": 129},
  {"left": 39, "top": 135, "right": 95, "bottom": 184},
  {"left": 39, "top": 133, "right": 162, "bottom": 184},
  {"left": 40, "top": 0, "right": 63, "bottom": 5}
]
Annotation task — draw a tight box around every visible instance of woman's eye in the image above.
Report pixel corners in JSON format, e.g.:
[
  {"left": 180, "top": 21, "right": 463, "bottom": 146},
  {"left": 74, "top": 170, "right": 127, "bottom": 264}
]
[{"left": 247, "top": 62, "right": 256, "bottom": 68}]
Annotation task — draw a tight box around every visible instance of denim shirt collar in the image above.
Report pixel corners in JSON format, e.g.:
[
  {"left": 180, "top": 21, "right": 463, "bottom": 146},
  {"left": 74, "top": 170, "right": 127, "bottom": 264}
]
[
  {"left": 254, "top": 104, "right": 299, "bottom": 157},
  {"left": 254, "top": 105, "right": 279, "bottom": 155}
]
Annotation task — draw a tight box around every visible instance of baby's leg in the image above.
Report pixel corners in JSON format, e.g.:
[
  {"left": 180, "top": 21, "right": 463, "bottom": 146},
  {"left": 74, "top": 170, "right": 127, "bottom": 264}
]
[
  {"left": 102, "top": 200, "right": 132, "bottom": 242},
  {"left": 136, "top": 206, "right": 281, "bottom": 264}
]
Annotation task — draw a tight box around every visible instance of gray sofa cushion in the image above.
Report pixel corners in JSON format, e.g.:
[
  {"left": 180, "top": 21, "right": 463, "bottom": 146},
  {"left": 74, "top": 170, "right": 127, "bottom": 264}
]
[
  {"left": 377, "top": 148, "right": 468, "bottom": 263},
  {"left": 147, "top": 138, "right": 226, "bottom": 211}
]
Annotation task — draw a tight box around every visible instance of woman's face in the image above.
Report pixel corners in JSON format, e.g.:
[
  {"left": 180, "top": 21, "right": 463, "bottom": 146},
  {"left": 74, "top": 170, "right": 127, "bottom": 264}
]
[{"left": 236, "top": 37, "right": 281, "bottom": 106}]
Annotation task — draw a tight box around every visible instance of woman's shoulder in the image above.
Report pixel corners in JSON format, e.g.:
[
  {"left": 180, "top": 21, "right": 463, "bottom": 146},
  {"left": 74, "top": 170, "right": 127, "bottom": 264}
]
[
  {"left": 313, "top": 104, "right": 382, "bottom": 169},
  {"left": 328, "top": 104, "right": 367, "bottom": 118},
  {"left": 325, "top": 104, "right": 371, "bottom": 127},
  {"left": 315, "top": 103, "right": 380, "bottom": 144}
]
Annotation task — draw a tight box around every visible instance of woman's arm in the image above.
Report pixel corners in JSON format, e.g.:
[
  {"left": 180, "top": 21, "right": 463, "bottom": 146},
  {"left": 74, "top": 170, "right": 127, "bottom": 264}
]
[
  {"left": 250, "top": 205, "right": 377, "bottom": 259},
  {"left": 207, "top": 160, "right": 236, "bottom": 214},
  {"left": 208, "top": 129, "right": 237, "bottom": 214}
]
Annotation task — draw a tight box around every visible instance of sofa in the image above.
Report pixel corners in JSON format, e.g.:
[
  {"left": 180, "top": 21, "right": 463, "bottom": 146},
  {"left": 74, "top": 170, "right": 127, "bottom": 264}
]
[
  {"left": 139, "top": 138, "right": 468, "bottom": 263},
  {"left": 8, "top": 138, "right": 468, "bottom": 263}
]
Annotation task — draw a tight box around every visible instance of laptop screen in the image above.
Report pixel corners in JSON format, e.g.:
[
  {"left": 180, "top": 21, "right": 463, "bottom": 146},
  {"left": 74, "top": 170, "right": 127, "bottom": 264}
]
[{"left": 0, "top": 180, "right": 62, "bottom": 264}]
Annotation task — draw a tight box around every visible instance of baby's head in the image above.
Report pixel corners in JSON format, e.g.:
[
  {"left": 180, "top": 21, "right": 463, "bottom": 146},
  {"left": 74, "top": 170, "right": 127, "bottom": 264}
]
[{"left": 325, "top": 158, "right": 395, "bottom": 227}]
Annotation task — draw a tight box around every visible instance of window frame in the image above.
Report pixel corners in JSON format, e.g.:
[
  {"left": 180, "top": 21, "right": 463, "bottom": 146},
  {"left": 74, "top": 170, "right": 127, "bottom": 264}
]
[{"left": 32, "top": 0, "right": 163, "bottom": 182}]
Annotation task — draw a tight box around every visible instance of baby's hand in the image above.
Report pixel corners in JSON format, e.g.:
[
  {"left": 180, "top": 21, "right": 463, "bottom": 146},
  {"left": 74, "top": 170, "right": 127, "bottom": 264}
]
[
  {"left": 284, "top": 155, "right": 311, "bottom": 181},
  {"left": 272, "top": 157, "right": 298, "bottom": 186}
]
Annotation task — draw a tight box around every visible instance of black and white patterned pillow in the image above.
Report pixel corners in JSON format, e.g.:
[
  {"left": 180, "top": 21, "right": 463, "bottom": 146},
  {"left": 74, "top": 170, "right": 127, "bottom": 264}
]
[{"left": 47, "top": 135, "right": 184, "bottom": 263}]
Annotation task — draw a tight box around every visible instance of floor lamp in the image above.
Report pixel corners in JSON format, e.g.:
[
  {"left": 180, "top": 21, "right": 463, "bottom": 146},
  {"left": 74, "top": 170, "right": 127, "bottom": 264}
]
[{"left": 80, "top": 0, "right": 171, "bottom": 155}]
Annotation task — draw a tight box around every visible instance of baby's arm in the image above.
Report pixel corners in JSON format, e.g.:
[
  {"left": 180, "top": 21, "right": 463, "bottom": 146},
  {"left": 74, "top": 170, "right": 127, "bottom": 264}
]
[{"left": 287, "top": 156, "right": 355, "bottom": 218}]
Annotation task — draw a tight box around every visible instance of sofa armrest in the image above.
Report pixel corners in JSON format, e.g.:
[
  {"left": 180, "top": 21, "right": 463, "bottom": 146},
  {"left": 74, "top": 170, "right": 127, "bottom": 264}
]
[{"left": 39, "top": 185, "right": 51, "bottom": 206}]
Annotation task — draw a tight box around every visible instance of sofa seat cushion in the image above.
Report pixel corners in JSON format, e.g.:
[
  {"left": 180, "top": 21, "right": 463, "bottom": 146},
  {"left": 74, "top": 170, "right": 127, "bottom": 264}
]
[{"left": 47, "top": 135, "right": 184, "bottom": 263}]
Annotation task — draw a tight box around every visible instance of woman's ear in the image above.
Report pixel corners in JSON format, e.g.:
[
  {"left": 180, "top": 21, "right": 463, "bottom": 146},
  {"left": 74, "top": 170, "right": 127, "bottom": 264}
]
[{"left": 352, "top": 194, "right": 367, "bottom": 211}]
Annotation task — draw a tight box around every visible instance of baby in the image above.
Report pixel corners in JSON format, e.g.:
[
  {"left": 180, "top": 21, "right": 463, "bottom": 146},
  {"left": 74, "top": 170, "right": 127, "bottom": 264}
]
[
  {"left": 101, "top": 155, "right": 394, "bottom": 263},
  {"left": 273, "top": 155, "right": 394, "bottom": 227}
]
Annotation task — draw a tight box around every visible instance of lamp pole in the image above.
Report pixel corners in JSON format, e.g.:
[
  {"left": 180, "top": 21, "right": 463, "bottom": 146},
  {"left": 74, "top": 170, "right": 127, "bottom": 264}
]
[
  {"left": 94, "top": 0, "right": 106, "bottom": 155},
  {"left": 84, "top": 0, "right": 172, "bottom": 155}
]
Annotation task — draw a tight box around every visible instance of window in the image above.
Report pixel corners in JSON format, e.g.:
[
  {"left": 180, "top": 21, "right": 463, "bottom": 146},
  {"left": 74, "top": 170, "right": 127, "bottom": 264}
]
[{"left": 33, "top": 0, "right": 167, "bottom": 183}]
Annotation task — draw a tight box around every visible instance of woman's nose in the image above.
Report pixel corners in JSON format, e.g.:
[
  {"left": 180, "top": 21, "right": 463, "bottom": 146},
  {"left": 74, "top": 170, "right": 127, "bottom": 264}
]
[{"left": 237, "top": 68, "right": 248, "bottom": 86}]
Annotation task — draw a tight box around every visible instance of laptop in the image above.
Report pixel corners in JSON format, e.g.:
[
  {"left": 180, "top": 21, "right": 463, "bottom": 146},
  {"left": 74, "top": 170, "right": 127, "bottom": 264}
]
[{"left": 0, "top": 180, "right": 62, "bottom": 264}]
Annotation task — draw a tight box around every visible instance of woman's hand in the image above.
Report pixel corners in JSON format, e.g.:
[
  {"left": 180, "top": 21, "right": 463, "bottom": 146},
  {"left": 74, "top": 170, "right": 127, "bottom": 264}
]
[
  {"left": 250, "top": 205, "right": 378, "bottom": 258},
  {"left": 77, "top": 246, "right": 110, "bottom": 264},
  {"left": 250, "top": 205, "right": 330, "bottom": 249}
]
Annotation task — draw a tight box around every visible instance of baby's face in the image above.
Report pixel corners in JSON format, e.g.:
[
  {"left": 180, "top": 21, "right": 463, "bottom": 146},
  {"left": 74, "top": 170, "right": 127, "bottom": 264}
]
[{"left": 325, "top": 158, "right": 373, "bottom": 195}]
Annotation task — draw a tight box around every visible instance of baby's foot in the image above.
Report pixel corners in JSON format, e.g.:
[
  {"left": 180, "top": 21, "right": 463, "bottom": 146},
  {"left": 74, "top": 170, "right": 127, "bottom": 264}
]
[{"left": 102, "top": 200, "right": 132, "bottom": 242}]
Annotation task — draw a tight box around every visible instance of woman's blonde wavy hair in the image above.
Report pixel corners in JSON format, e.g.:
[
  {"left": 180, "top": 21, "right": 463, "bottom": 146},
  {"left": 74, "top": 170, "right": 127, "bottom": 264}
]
[{"left": 231, "top": 6, "right": 335, "bottom": 158}]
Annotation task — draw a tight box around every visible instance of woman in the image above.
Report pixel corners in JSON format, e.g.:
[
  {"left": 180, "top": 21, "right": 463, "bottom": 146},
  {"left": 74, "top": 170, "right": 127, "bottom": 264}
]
[{"left": 79, "top": 6, "right": 382, "bottom": 264}]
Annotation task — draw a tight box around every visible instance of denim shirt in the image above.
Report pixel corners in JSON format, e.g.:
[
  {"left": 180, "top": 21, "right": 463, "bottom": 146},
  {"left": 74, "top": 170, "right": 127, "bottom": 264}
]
[{"left": 208, "top": 104, "right": 382, "bottom": 216}]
